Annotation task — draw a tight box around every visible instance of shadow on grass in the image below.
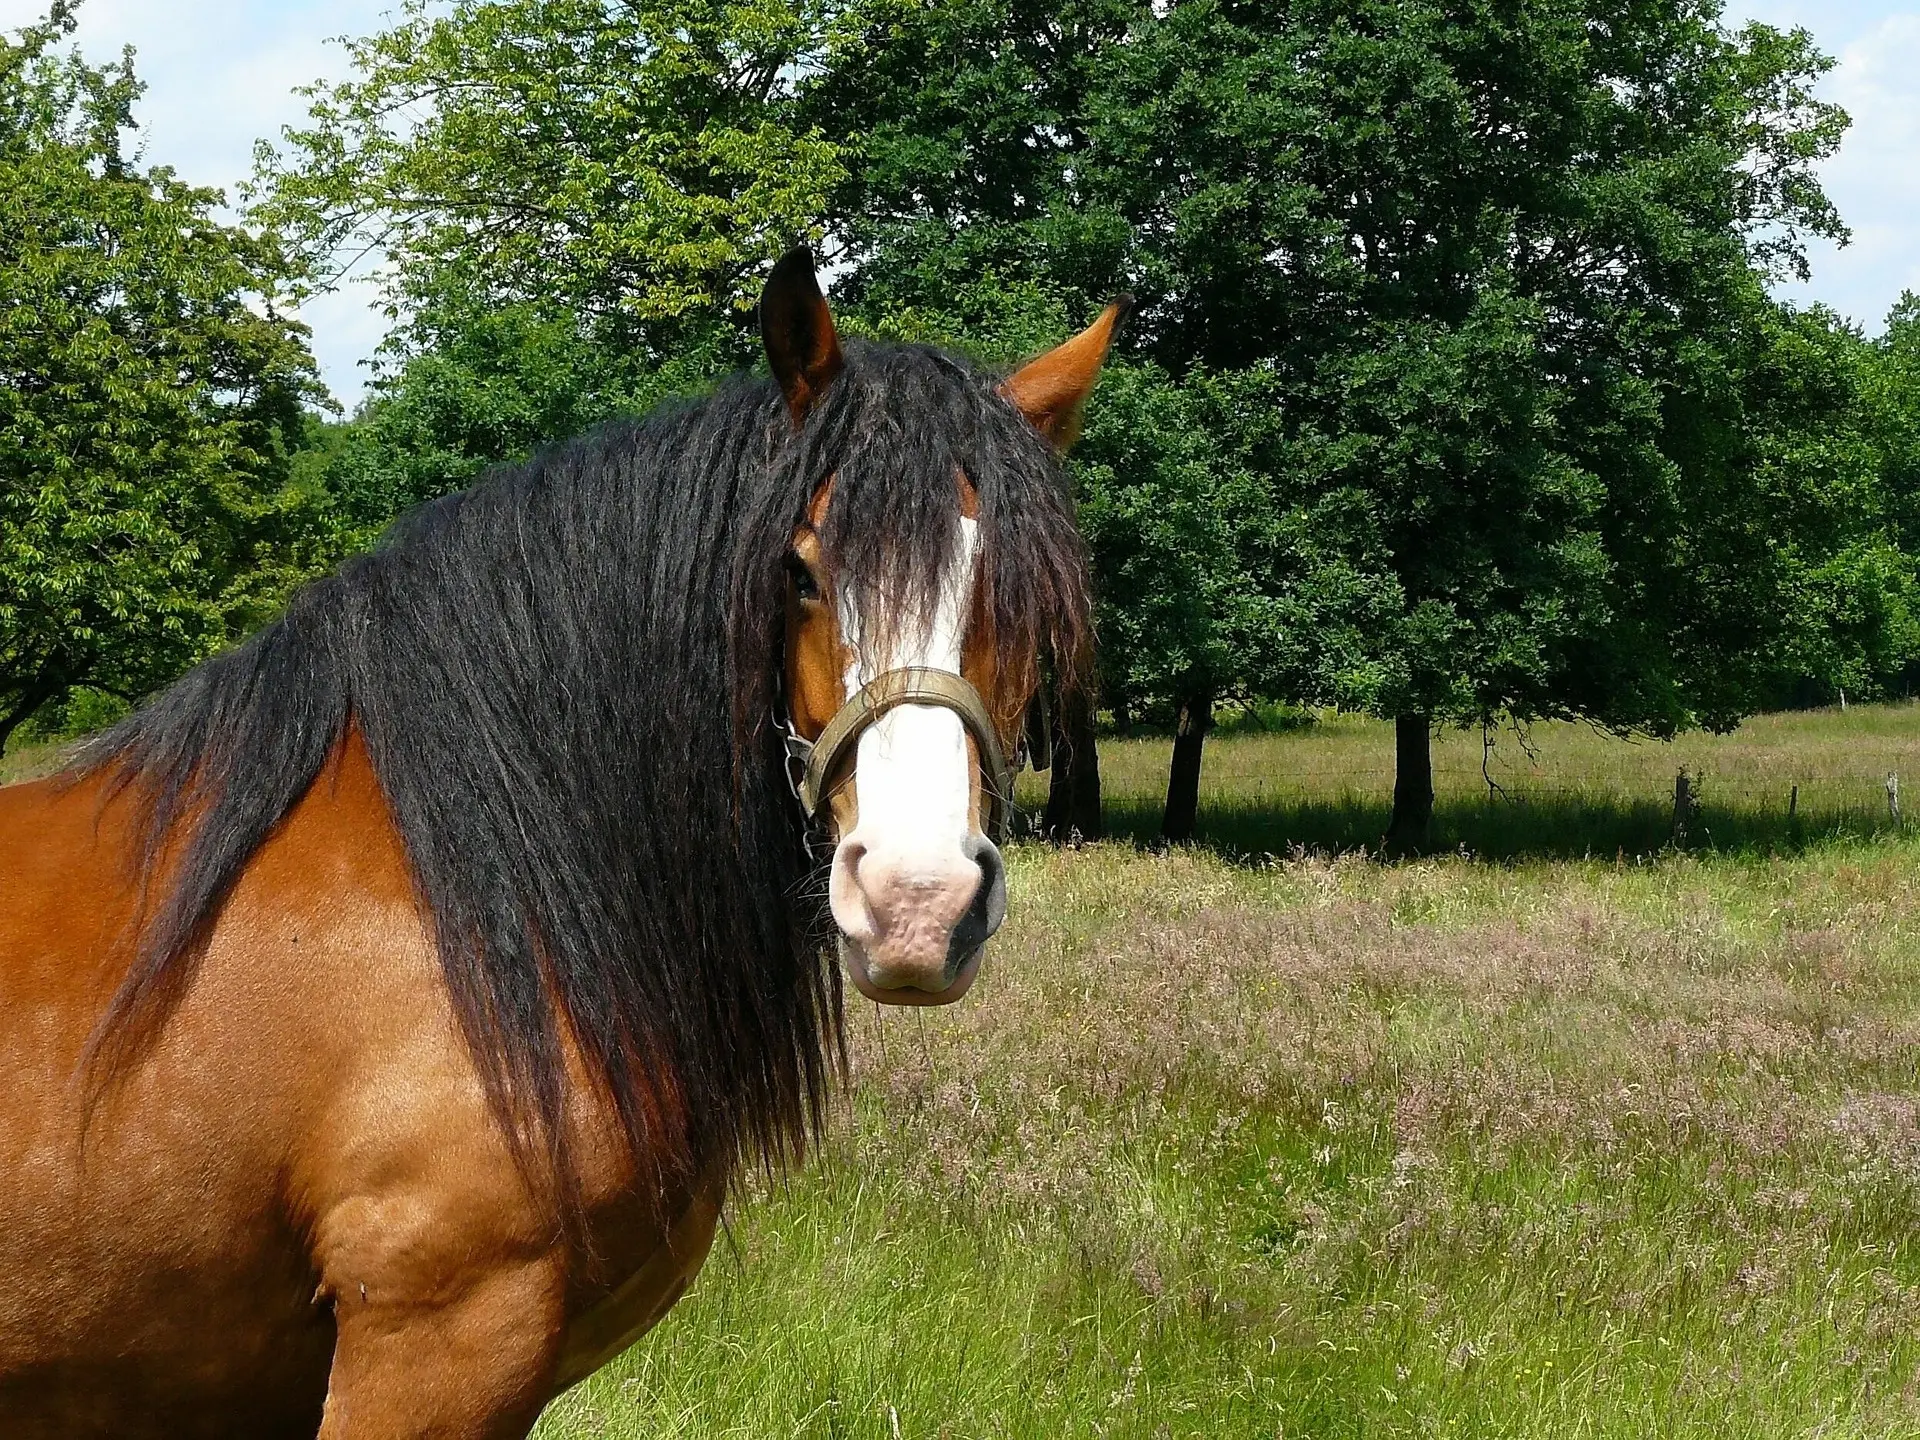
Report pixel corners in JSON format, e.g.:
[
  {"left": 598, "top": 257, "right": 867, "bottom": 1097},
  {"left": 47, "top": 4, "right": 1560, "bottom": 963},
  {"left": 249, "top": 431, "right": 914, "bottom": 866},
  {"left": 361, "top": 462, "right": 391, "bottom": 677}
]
[{"left": 1087, "top": 794, "right": 1910, "bottom": 864}]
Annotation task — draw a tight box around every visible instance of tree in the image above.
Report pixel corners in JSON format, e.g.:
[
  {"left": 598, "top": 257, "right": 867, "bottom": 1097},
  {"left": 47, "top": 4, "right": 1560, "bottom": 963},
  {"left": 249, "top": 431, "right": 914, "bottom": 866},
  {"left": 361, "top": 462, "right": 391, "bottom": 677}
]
[
  {"left": 1069, "top": 361, "right": 1393, "bottom": 840},
  {"left": 255, "top": 0, "right": 846, "bottom": 518},
  {"left": 807, "top": 0, "right": 1151, "bottom": 836},
  {"left": 306, "top": 299, "right": 728, "bottom": 547},
  {"left": 1101, "top": 0, "right": 1854, "bottom": 852},
  {"left": 0, "top": 4, "right": 324, "bottom": 753},
  {"left": 821, "top": 0, "right": 1854, "bottom": 851},
  {"left": 1701, "top": 300, "right": 1919, "bottom": 711},
  {"left": 1860, "top": 291, "right": 1920, "bottom": 697},
  {"left": 806, "top": 0, "right": 1140, "bottom": 323}
]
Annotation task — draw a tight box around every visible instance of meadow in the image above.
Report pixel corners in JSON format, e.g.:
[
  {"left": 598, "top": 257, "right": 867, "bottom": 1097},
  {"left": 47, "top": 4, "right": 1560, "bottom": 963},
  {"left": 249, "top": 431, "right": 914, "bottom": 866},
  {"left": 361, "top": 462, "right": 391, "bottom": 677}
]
[
  {"left": 536, "top": 705, "right": 1920, "bottom": 1438},
  {"left": 13, "top": 707, "right": 1920, "bottom": 1435}
]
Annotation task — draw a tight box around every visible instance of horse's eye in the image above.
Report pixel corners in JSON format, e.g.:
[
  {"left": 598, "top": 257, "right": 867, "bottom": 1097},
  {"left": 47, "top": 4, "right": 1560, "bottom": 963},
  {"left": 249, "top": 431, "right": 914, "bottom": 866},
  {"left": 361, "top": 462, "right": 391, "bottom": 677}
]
[{"left": 787, "top": 555, "right": 820, "bottom": 602}]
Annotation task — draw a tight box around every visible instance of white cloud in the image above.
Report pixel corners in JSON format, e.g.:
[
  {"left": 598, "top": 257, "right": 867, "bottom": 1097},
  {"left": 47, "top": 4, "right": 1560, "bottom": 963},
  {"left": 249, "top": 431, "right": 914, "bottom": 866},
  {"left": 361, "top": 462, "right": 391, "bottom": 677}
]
[
  {"left": 294, "top": 273, "right": 394, "bottom": 417},
  {"left": 1795, "top": 13, "right": 1920, "bottom": 326}
]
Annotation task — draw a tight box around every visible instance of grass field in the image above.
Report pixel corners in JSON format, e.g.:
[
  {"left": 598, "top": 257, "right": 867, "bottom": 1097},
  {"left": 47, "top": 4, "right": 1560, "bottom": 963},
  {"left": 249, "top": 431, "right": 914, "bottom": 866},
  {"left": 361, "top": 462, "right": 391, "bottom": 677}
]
[
  {"left": 0, "top": 737, "right": 66, "bottom": 787},
  {"left": 16, "top": 707, "right": 1920, "bottom": 1435},
  {"left": 537, "top": 705, "right": 1920, "bottom": 1438},
  {"left": 1090, "top": 704, "right": 1920, "bottom": 858}
]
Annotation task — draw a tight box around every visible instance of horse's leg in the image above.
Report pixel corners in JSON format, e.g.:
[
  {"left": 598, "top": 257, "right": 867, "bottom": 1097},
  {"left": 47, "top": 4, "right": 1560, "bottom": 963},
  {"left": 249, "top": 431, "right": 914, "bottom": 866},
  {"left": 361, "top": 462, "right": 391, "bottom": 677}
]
[{"left": 317, "top": 1259, "right": 566, "bottom": 1440}]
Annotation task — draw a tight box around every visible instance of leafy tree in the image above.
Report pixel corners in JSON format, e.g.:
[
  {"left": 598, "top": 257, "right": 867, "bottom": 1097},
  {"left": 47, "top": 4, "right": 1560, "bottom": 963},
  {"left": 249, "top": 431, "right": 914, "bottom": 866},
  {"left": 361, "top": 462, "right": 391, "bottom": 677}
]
[
  {"left": 1071, "top": 361, "right": 1396, "bottom": 838},
  {"left": 310, "top": 299, "right": 728, "bottom": 545},
  {"left": 1862, "top": 291, "right": 1920, "bottom": 694},
  {"left": 819, "top": 0, "right": 1855, "bottom": 851},
  {"left": 264, "top": 0, "right": 1892, "bottom": 857},
  {"left": 807, "top": 0, "right": 1140, "bottom": 326},
  {"left": 1705, "top": 301, "right": 1919, "bottom": 710},
  {"left": 256, "top": 0, "right": 845, "bottom": 518},
  {"left": 806, "top": 0, "right": 1145, "bottom": 835},
  {"left": 1110, "top": 0, "right": 1860, "bottom": 851},
  {"left": 0, "top": 4, "right": 323, "bottom": 753}
]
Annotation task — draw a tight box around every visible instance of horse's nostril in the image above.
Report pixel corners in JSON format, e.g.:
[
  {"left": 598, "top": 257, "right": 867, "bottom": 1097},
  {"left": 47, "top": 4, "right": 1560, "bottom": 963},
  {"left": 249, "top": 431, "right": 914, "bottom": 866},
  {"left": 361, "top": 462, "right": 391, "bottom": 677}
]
[
  {"left": 972, "top": 837, "right": 1006, "bottom": 931},
  {"left": 946, "top": 835, "right": 1006, "bottom": 970}
]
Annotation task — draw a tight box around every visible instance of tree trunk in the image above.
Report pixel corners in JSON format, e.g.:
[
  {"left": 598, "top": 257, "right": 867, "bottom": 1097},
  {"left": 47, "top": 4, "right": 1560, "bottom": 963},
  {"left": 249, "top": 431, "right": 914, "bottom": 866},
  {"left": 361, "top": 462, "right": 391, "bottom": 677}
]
[
  {"left": 1159, "top": 688, "right": 1213, "bottom": 844},
  {"left": 1384, "top": 713, "right": 1433, "bottom": 856},
  {"left": 0, "top": 673, "right": 61, "bottom": 760},
  {"left": 1041, "top": 687, "right": 1102, "bottom": 841}
]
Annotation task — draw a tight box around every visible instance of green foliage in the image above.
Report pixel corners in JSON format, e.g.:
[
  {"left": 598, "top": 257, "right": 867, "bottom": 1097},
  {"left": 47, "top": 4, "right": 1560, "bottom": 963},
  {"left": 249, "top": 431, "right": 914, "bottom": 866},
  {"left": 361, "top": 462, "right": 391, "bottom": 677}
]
[
  {"left": 0, "top": 4, "right": 324, "bottom": 749},
  {"left": 312, "top": 300, "right": 730, "bottom": 545},
  {"left": 253, "top": 0, "right": 840, "bottom": 343},
  {"left": 1860, "top": 293, "right": 1920, "bottom": 692},
  {"left": 815, "top": 0, "right": 1875, "bottom": 757},
  {"left": 1723, "top": 303, "right": 1920, "bottom": 708},
  {"left": 1073, "top": 360, "right": 1398, "bottom": 722},
  {"left": 23, "top": 0, "right": 1895, "bottom": 795},
  {"left": 255, "top": 0, "right": 849, "bottom": 531},
  {"left": 806, "top": 0, "right": 1140, "bottom": 334}
]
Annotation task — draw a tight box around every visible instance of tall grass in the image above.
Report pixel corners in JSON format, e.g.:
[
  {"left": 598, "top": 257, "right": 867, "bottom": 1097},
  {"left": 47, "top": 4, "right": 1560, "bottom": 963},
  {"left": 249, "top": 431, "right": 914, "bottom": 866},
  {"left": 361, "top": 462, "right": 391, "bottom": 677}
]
[{"left": 539, "top": 705, "right": 1920, "bottom": 1438}]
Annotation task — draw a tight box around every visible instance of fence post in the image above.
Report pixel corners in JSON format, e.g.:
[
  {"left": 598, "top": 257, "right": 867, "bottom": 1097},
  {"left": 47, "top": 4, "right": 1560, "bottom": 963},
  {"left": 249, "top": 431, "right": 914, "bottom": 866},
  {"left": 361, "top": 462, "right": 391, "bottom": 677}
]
[
  {"left": 1889, "top": 771, "right": 1902, "bottom": 827},
  {"left": 1673, "top": 768, "right": 1692, "bottom": 847}
]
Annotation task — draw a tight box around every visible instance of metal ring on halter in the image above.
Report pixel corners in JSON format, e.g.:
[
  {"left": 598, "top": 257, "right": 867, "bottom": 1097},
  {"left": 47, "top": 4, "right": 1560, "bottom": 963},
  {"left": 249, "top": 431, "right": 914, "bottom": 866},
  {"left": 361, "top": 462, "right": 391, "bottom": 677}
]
[{"left": 786, "top": 667, "right": 1015, "bottom": 844}]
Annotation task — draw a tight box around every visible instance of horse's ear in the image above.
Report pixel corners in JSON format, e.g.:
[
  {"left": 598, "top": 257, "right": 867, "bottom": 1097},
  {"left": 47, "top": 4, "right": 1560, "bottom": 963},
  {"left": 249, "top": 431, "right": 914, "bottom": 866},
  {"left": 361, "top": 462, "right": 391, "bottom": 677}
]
[
  {"left": 1002, "top": 295, "right": 1133, "bottom": 451},
  {"left": 761, "top": 246, "right": 845, "bottom": 424}
]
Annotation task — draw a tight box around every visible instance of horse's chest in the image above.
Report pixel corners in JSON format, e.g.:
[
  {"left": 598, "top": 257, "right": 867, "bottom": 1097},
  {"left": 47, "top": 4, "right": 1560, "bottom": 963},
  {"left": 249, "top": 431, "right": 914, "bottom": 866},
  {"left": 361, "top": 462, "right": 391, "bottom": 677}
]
[{"left": 554, "top": 1184, "right": 723, "bottom": 1389}]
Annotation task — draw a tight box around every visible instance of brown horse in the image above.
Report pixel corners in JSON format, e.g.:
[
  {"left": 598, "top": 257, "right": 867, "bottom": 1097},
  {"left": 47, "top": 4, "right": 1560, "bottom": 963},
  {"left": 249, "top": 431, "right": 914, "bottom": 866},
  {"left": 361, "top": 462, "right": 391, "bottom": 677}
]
[{"left": 0, "top": 251, "right": 1121, "bottom": 1437}]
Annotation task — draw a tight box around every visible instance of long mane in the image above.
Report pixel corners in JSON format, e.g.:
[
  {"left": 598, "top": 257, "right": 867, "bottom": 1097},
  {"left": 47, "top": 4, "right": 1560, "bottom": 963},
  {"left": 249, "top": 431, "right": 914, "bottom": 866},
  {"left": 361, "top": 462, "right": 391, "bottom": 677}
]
[{"left": 77, "top": 341, "right": 1092, "bottom": 1212}]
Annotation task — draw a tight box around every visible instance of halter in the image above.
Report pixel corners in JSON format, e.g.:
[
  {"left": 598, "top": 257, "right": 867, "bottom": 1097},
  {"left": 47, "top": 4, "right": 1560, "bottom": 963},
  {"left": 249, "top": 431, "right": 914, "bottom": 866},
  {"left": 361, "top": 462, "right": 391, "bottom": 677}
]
[{"left": 780, "top": 667, "right": 1046, "bottom": 845}]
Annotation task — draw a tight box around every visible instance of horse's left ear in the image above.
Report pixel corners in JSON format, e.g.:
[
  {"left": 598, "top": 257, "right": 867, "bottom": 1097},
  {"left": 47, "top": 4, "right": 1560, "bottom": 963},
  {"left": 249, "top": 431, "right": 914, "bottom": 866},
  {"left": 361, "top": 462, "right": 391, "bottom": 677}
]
[
  {"left": 761, "top": 246, "right": 845, "bottom": 424},
  {"left": 1002, "top": 295, "right": 1134, "bottom": 451}
]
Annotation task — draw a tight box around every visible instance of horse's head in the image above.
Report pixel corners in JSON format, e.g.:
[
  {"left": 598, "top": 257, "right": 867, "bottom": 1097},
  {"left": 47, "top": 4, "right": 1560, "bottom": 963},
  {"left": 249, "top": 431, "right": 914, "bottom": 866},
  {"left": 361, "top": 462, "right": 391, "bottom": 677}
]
[{"left": 760, "top": 250, "right": 1119, "bottom": 1005}]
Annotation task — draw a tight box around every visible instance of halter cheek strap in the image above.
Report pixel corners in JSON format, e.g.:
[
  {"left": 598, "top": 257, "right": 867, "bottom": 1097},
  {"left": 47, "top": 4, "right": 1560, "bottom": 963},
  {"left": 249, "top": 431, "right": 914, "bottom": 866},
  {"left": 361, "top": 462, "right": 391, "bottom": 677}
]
[{"left": 788, "top": 667, "right": 1016, "bottom": 844}]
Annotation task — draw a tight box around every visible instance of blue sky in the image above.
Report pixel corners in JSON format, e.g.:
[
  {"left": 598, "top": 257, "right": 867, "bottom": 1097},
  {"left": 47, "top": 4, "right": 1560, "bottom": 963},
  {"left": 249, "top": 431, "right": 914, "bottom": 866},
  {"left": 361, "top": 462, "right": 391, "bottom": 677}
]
[{"left": 4, "top": 0, "right": 1917, "bottom": 411}]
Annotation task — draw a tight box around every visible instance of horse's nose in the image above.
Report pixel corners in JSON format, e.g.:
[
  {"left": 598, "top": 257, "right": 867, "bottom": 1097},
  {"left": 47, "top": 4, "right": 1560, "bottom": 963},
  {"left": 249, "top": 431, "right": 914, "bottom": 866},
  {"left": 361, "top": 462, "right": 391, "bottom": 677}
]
[{"left": 830, "top": 833, "right": 1005, "bottom": 998}]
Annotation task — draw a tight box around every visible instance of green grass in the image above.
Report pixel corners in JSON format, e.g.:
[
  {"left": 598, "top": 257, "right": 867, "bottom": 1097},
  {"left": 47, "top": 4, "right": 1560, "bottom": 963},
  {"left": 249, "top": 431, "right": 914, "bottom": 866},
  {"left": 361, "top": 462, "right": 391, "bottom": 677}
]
[
  {"left": 1084, "top": 704, "right": 1920, "bottom": 859},
  {"left": 538, "top": 703, "right": 1920, "bottom": 1438}
]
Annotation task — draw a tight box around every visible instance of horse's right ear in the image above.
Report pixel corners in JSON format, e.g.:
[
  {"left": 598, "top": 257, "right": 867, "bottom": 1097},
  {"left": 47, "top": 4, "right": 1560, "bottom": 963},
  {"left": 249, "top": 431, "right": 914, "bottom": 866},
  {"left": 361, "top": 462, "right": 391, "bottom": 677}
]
[
  {"left": 761, "top": 247, "right": 845, "bottom": 425},
  {"left": 1002, "top": 295, "right": 1133, "bottom": 452}
]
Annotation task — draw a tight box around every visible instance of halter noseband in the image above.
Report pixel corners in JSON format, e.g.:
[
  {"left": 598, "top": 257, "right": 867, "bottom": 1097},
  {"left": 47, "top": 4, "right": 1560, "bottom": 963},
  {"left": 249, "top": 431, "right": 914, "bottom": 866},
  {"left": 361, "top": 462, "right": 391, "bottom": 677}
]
[{"left": 784, "top": 667, "right": 1019, "bottom": 844}]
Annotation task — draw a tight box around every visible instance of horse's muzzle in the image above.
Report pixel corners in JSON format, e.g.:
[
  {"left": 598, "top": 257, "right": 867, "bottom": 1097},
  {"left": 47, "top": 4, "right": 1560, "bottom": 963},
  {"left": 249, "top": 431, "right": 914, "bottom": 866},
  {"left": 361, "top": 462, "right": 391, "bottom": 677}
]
[{"left": 831, "top": 832, "right": 1005, "bottom": 1003}]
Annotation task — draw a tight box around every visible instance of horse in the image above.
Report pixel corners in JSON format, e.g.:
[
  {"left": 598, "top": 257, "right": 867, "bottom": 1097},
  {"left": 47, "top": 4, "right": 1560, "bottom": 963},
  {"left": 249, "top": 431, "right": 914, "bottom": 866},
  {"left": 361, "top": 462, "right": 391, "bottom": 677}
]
[{"left": 0, "top": 249, "right": 1122, "bottom": 1438}]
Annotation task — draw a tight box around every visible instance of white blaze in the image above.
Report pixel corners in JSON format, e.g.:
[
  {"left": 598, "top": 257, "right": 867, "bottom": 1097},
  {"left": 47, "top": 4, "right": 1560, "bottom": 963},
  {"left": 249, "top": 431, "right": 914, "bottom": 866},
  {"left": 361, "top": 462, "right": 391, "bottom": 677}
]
[{"left": 839, "top": 517, "right": 981, "bottom": 850}]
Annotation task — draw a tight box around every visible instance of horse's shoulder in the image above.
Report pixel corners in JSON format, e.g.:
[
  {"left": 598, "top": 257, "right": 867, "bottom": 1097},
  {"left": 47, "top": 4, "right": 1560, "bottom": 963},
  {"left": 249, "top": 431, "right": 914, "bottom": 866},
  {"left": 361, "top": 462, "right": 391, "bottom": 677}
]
[
  {"left": 554, "top": 1180, "right": 723, "bottom": 1389},
  {"left": 0, "top": 769, "right": 143, "bottom": 1019}
]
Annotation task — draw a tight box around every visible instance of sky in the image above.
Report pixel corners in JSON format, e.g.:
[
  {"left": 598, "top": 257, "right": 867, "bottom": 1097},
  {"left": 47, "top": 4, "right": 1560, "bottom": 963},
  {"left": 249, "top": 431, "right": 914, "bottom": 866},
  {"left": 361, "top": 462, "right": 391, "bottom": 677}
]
[{"left": 3, "top": 0, "right": 1917, "bottom": 412}]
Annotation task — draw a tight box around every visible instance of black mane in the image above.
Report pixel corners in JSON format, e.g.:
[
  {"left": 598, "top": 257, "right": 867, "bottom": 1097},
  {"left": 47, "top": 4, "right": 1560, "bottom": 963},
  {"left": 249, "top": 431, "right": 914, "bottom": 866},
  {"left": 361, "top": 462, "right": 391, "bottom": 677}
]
[{"left": 79, "top": 341, "right": 1092, "bottom": 1213}]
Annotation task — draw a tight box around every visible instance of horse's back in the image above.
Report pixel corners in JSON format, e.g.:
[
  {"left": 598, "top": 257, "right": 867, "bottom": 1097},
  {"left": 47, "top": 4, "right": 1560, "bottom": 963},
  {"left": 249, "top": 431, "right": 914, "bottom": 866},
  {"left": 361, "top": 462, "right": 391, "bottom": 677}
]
[
  {"left": 0, "top": 769, "right": 137, "bottom": 1046},
  {"left": 0, "top": 771, "right": 142, "bottom": 1227}
]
